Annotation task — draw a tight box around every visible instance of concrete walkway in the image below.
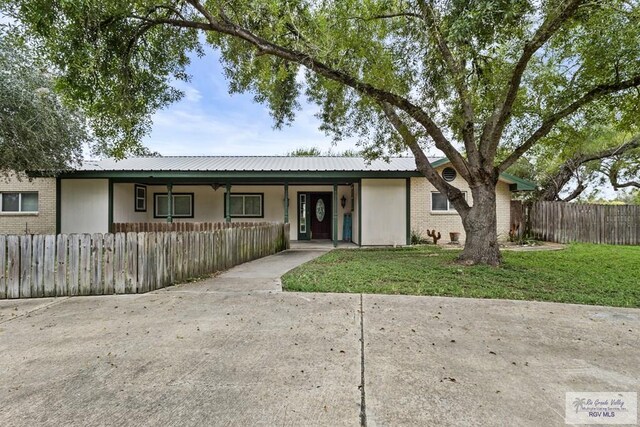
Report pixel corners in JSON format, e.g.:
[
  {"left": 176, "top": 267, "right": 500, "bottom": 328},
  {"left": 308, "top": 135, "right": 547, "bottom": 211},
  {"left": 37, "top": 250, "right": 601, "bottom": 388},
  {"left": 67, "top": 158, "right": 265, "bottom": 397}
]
[
  {"left": 1, "top": 249, "right": 639, "bottom": 427},
  {"left": 161, "top": 248, "right": 331, "bottom": 293}
]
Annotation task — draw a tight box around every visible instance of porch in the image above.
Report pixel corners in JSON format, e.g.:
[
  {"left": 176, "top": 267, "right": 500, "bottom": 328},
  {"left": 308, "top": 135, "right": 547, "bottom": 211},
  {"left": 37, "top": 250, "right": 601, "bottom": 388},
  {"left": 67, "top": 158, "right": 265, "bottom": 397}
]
[
  {"left": 59, "top": 171, "right": 410, "bottom": 246},
  {"left": 106, "top": 180, "right": 361, "bottom": 247}
]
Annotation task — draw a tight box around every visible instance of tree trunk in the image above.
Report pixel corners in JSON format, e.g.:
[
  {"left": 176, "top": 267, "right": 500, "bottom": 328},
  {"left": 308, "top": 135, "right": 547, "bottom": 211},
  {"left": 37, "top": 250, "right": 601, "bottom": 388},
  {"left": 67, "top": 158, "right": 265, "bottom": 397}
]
[{"left": 458, "top": 184, "right": 501, "bottom": 266}]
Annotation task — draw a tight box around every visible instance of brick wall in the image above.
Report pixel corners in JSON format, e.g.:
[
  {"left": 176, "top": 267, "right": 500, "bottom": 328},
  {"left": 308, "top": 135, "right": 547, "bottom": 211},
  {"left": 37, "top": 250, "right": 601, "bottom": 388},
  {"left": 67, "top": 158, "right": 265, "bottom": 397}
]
[
  {"left": 410, "top": 167, "right": 512, "bottom": 243},
  {"left": 0, "top": 172, "right": 56, "bottom": 235}
]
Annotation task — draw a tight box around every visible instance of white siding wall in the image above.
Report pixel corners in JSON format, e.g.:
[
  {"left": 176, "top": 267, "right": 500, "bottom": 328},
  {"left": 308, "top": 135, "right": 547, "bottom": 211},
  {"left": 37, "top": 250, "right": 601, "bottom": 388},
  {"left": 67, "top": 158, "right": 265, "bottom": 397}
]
[
  {"left": 360, "top": 179, "right": 407, "bottom": 246},
  {"left": 113, "top": 183, "right": 148, "bottom": 223},
  {"left": 60, "top": 179, "right": 109, "bottom": 234}
]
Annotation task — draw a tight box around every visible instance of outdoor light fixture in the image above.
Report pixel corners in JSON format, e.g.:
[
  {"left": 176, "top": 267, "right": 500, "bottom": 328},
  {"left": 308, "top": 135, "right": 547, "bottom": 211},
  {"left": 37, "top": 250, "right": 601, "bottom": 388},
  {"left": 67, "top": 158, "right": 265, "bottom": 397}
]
[{"left": 340, "top": 195, "right": 347, "bottom": 208}]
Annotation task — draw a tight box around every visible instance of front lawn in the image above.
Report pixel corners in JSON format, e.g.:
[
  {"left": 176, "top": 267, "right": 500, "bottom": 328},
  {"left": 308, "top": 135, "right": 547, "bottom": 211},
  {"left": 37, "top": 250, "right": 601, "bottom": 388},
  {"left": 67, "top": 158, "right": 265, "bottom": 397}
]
[{"left": 282, "top": 244, "right": 640, "bottom": 307}]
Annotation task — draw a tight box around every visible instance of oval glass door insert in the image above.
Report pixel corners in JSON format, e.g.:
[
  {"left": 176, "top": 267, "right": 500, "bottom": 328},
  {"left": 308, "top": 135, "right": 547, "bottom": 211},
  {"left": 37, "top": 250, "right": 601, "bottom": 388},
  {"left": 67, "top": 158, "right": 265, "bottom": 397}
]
[{"left": 315, "top": 198, "right": 326, "bottom": 222}]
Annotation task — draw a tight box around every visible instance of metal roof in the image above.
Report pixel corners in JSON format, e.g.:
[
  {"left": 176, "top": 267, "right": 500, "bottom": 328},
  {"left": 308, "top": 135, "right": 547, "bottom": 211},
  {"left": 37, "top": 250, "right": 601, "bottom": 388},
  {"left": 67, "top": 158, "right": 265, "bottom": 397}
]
[
  {"left": 77, "top": 156, "right": 435, "bottom": 172},
  {"left": 62, "top": 156, "right": 535, "bottom": 190}
]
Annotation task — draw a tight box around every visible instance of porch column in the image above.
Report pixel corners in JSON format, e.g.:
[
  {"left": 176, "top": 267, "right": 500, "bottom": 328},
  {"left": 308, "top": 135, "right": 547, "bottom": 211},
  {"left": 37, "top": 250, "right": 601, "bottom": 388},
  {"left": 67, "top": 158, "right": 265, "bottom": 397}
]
[
  {"left": 333, "top": 184, "right": 338, "bottom": 247},
  {"left": 225, "top": 183, "right": 231, "bottom": 223},
  {"left": 166, "top": 183, "right": 173, "bottom": 223},
  {"left": 283, "top": 183, "right": 289, "bottom": 224}
]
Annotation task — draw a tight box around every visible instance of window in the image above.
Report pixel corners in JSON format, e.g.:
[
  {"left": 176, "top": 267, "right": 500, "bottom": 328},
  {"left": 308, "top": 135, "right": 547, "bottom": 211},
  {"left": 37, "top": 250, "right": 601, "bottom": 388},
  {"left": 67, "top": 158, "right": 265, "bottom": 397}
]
[
  {"left": 299, "top": 194, "right": 307, "bottom": 233},
  {"left": 442, "top": 167, "right": 457, "bottom": 182},
  {"left": 154, "top": 193, "right": 194, "bottom": 218},
  {"left": 225, "top": 193, "right": 263, "bottom": 218},
  {"left": 1, "top": 192, "right": 38, "bottom": 213},
  {"left": 431, "top": 192, "right": 466, "bottom": 212},
  {"left": 134, "top": 185, "right": 147, "bottom": 212}
]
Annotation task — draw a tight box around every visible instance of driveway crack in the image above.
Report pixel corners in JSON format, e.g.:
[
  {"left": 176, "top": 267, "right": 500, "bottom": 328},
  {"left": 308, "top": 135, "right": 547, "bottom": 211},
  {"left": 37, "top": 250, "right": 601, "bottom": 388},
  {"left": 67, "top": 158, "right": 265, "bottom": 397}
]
[
  {"left": 0, "top": 297, "right": 70, "bottom": 325},
  {"left": 359, "top": 293, "right": 367, "bottom": 427}
]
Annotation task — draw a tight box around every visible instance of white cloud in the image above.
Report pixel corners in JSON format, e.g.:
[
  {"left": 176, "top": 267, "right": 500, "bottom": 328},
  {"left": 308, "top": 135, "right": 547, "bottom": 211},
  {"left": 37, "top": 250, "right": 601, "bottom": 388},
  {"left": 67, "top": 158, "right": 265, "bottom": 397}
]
[{"left": 144, "top": 101, "right": 360, "bottom": 156}]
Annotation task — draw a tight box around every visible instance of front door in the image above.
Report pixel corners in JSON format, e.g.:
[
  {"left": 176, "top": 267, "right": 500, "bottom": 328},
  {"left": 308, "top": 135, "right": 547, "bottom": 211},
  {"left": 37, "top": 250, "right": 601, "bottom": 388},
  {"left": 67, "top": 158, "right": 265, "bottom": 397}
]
[{"left": 310, "top": 193, "right": 332, "bottom": 240}]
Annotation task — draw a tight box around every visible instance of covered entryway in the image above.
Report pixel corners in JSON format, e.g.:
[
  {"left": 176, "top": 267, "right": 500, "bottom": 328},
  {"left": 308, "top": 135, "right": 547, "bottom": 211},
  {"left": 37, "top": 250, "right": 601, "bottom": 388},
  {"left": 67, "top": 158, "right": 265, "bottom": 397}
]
[{"left": 298, "top": 192, "right": 333, "bottom": 241}]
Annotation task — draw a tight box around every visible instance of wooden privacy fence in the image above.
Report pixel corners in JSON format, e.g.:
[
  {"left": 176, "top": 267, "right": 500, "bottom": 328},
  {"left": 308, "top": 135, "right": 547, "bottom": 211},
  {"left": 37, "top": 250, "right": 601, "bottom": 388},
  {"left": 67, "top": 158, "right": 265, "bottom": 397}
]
[
  {"left": 513, "top": 201, "right": 639, "bottom": 245},
  {"left": 0, "top": 223, "right": 290, "bottom": 299}
]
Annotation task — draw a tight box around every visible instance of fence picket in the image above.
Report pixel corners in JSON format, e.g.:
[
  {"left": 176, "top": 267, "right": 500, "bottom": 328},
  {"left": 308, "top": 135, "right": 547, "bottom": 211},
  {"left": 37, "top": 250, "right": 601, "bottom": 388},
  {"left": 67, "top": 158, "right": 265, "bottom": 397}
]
[
  {"left": 79, "top": 234, "right": 92, "bottom": 296},
  {"left": 43, "top": 235, "right": 56, "bottom": 297},
  {"left": 90, "top": 234, "right": 103, "bottom": 295},
  {"left": 20, "top": 235, "right": 32, "bottom": 298},
  {"left": 68, "top": 234, "right": 80, "bottom": 296},
  {"left": 7, "top": 236, "right": 19, "bottom": 298},
  {"left": 104, "top": 233, "right": 115, "bottom": 295},
  {"left": 126, "top": 233, "right": 138, "bottom": 293},
  {"left": 56, "top": 235, "right": 68, "bottom": 296},
  {"left": 114, "top": 233, "right": 125, "bottom": 293},
  {"left": 32, "top": 235, "right": 45, "bottom": 297}
]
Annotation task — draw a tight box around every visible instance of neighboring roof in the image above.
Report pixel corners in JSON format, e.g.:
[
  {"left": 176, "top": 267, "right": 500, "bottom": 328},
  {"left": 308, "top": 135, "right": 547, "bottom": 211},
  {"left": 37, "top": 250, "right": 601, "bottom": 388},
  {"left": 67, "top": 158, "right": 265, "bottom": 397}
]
[
  {"left": 499, "top": 172, "right": 537, "bottom": 191},
  {"left": 76, "top": 156, "right": 433, "bottom": 172},
  {"left": 62, "top": 156, "right": 536, "bottom": 190}
]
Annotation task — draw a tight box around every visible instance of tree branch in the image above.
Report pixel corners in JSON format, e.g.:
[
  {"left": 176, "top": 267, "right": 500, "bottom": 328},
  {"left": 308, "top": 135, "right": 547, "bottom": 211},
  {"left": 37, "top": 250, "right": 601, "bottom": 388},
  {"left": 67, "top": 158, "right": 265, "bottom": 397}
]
[
  {"left": 480, "top": 0, "right": 585, "bottom": 159},
  {"left": 379, "top": 102, "right": 470, "bottom": 215},
  {"left": 561, "top": 181, "right": 586, "bottom": 202},
  {"left": 348, "top": 12, "right": 423, "bottom": 22},
  {"left": 535, "top": 135, "right": 640, "bottom": 201},
  {"left": 158, "top": 0, "right": 471, "bottom": 181},
  {"left": 498, "top": 75, "right": 640, "bottom": 173},
  {"left": 416, "top": 0, "right": 478, "bottom": 166}
]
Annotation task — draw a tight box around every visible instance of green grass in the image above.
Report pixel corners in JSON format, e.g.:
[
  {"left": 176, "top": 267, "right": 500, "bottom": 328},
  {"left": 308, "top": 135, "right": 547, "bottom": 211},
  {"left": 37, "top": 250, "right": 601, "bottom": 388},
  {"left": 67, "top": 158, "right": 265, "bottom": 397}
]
[{"left": 282, "top": 244, "right": 640, "bottom": 307}]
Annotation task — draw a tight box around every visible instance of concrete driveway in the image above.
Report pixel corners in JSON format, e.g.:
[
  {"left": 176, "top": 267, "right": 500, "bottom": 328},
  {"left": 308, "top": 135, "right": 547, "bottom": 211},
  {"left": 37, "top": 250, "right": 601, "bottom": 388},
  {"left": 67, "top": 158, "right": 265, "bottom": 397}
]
[{"left": 1, "top": 249, "right": 638, "bottom": 426}]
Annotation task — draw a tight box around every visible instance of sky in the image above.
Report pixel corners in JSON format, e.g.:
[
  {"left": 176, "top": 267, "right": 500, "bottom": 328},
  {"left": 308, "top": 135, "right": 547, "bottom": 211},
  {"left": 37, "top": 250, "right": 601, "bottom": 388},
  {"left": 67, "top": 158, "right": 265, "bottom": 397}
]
[{"left": 142, "top": 46, "right": 361, "bottom": 157}]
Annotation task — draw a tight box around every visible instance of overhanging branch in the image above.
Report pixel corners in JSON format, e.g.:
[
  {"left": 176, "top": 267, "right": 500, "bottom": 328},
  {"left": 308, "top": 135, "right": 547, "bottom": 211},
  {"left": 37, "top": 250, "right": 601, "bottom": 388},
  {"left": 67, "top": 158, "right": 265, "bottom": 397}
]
[
  {"left": 480, "top": 0, "right": 585, "bottom": 158},
  {"left": 416, "top": 0, "right": 478, "bottom": 166},
  {"left": 379, "top": 102, "right": 470, "bottom": 215},
  {"left": 152, "top": 0, "right": 470, "bottom": 180},
  {"left": 498, "top": 76, "right": 640, "bottom": 173}
]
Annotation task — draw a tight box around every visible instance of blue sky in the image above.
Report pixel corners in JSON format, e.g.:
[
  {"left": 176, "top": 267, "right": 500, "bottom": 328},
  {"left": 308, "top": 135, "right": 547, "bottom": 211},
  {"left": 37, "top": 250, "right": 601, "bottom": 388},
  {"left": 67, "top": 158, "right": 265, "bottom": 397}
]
[{"left": 143, "top": 46, "right": 361, "bottom": 156}]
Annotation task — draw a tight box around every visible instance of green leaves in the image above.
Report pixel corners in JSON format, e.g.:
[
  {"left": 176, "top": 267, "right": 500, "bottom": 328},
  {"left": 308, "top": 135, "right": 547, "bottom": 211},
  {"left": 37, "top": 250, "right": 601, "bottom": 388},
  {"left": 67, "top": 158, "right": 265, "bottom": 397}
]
[
  {"left": 3, "top": 0, "right": 639, "bottom": 163},
  {"left": 0, "top": 29, "right": 86, "bottom": 172}
]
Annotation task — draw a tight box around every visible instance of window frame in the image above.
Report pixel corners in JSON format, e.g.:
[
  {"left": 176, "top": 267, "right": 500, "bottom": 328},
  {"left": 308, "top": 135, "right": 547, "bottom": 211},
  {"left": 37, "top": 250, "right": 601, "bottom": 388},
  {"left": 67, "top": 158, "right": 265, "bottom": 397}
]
[
  {"left": 442, "top": 167, "right": 457, "bottom": 182},
  {"left": 134, "top": 184, "right": 147, "bottom": 212},
  {"left": 431, "top": 191, "right": 466, "bottom": 213},
  {"left": 153, "top": 192, "right": 194, "bottom": 218},
  {"left": 224, "top": 193, "right": 264, "bottom": 218},
  {"left": 0, "top": 192, "right": 39, "bottom": 213}
]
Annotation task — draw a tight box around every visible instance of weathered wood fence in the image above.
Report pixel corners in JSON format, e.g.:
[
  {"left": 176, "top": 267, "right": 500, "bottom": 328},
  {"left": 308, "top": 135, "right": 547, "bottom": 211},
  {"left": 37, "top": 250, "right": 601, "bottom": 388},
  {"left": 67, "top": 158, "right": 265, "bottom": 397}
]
[
  {"left": 512, "top": 201, "right": 639, "bottom": 245},
  {"left": 0, "top": 223, "right": 290, "bottom": 299}
]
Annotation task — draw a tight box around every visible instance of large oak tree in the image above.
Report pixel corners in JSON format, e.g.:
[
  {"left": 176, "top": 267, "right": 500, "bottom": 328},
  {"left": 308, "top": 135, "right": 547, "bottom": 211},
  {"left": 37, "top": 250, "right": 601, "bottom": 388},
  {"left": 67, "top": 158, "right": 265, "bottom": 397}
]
[{"left": 5, "top": 0, "right": 640, "bottom": 265}]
